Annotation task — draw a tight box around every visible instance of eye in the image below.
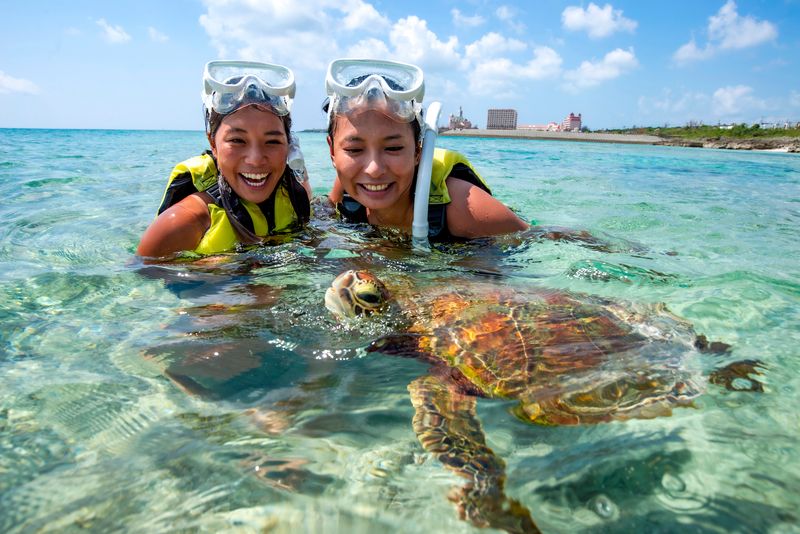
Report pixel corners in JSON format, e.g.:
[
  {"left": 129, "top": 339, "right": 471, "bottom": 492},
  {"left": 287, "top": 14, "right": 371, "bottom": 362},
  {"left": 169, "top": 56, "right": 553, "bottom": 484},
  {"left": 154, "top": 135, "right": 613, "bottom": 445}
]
[{"left": 386, "top": 145, "right": 404, "bottom": 152}]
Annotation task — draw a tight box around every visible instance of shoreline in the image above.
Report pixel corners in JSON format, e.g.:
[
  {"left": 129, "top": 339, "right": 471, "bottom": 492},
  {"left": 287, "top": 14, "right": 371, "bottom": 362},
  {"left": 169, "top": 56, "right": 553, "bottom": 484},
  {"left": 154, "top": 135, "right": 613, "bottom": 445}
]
[
  {"left": 440, "top": 128, "right": 662, "bottom": 145},
  {"left": 439, "top": 128, "right": 800, "bottom": 153}
]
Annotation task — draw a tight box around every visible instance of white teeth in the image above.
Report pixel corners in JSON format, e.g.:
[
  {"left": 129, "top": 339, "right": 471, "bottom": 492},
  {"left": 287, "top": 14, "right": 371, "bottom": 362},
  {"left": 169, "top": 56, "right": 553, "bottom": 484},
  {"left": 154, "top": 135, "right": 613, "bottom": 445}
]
[
  {"left": 362, "top": 183, "right": 389, "bottom": 191},
  {"left": 241, "top": 172, "right": 268, "bottom": 181},
  {"left": 241, "top": 172, "right": 268, "bottom": 187}
]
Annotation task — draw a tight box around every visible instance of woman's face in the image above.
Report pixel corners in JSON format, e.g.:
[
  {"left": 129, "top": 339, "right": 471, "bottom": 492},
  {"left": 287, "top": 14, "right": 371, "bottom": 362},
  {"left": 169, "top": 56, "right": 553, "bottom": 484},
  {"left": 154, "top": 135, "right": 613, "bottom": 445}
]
[
  {"left": 328, "top": 110, "right": 420, "bottom": 213},
  {"left": 211, "top": 105, "right": 289, "bottom": 204}
]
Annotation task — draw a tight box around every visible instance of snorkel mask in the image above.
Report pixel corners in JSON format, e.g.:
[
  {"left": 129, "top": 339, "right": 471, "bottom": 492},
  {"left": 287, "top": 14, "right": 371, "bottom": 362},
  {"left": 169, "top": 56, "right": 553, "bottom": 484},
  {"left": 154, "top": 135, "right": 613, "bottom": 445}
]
[
  {"left": 203, "top": 60, "right": 295, "bottom": 132},
  {"left": 325, "top": 59, "right": 424, "bottom": 127}
]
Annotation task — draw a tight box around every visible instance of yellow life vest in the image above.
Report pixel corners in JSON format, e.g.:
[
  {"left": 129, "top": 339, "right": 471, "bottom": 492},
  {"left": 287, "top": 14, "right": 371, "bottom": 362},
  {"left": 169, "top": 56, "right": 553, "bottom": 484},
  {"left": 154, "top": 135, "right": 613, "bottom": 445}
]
[
  {"left": 157, "top": 152, "right": 310, "bottom": 255},
  {"left": 336, "top": 148, "right": 491, "bottom": 241},
  {"left": 427, "top": 147, "right": 491, "bottom": 204},
  {"left": 195, "top": 186, "right": 300, "bottom": 254}
]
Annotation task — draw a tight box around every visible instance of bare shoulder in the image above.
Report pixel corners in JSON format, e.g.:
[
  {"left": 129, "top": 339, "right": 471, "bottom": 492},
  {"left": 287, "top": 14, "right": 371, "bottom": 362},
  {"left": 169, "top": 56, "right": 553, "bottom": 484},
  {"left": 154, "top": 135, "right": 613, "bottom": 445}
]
[
  {"left": 137, "top": 193, "right": 212, "bottom": 258},
  {"left": 444, "top": 177, "right": 529, "bottom": 239}
]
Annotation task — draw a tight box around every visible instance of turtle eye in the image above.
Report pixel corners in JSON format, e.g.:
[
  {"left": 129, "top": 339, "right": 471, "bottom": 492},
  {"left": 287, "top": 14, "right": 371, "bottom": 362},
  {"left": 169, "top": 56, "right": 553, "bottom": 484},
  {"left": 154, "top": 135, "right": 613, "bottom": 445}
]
[{"left": 358, "top": 291, "right": 382, "bottom": 305}]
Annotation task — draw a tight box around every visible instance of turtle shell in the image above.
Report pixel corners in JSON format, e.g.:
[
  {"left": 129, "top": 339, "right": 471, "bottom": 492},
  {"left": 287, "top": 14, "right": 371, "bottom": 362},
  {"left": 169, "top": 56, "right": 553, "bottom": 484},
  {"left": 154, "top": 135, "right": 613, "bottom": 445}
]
[{"left": 374, "top": 283, "right": 702, "bottom": 426}]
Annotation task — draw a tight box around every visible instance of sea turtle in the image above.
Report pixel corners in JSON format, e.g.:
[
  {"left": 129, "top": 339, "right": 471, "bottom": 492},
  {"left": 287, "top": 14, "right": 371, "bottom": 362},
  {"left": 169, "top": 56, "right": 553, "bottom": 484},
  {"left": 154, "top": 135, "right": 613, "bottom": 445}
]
[{"left": 325, "top": 270, "right": 763, "bottom": 534}]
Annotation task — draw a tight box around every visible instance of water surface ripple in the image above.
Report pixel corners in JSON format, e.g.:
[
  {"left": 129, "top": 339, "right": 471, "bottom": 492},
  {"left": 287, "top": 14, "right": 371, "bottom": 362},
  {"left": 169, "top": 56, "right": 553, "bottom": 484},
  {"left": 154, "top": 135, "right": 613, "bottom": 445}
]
[{"left": 0, "top": 129, "right": 798, "bottom": 533}]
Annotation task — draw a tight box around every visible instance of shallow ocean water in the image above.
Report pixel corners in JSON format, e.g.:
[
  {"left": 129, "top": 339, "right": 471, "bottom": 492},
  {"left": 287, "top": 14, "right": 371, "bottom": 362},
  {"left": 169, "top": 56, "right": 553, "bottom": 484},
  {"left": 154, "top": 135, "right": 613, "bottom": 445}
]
[{"left": 0, "top": 128, "right": 798, "bottom": 533}]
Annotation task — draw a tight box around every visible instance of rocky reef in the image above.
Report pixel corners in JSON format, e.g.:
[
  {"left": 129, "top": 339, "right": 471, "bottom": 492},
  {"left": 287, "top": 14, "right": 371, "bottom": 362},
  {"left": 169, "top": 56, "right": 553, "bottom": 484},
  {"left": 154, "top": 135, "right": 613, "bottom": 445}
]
[{"left": 658, "top": 136, "right": 800, "bottom": 153}]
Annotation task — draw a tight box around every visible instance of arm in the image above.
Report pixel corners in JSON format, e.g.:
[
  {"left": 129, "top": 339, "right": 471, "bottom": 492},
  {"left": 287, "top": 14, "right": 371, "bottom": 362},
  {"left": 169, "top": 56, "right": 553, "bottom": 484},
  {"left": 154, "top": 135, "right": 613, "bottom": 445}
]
[
  {"left": 137, "top": 193, "right": 212, "bottom": 259},
  {"left": 302, "top": 176, "right": 313, "bottom": 200},
  {"left": 328, "top": 176, "right": 344, "bottom": 204},
  {"left": 444, "top": 177, "right": 529, "bottom": 239}
]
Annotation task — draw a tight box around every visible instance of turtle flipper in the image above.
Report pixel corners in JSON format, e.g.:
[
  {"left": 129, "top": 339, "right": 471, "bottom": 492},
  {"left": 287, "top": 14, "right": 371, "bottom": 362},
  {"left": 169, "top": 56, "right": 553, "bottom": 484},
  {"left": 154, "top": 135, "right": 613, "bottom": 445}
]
[
  {"left": 694, "top": 335, "right": 766, "bottom": 392},
  {"left": 709, "top": 359, "right": 766, "bottom": 392},
  {"left": 409, "top": 374, "right": 540, "bottom": 534}
]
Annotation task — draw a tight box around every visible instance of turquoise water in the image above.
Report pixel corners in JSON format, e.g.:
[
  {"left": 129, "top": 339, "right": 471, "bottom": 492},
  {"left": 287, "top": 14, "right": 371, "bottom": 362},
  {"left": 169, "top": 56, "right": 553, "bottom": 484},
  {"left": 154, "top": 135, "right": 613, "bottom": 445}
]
[{"left": 1, "top": 128, "right": 798, "bottom": 532}]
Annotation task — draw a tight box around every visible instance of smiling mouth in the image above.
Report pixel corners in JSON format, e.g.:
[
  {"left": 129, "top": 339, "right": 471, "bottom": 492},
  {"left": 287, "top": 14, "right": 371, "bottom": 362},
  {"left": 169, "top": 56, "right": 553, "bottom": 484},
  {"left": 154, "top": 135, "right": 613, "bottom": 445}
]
[
  {"left": 240, "top": 172, "right": 269, "bottom": 187},
  {"left": 360, "top": 183, "right": 390, "bottom": 192}
]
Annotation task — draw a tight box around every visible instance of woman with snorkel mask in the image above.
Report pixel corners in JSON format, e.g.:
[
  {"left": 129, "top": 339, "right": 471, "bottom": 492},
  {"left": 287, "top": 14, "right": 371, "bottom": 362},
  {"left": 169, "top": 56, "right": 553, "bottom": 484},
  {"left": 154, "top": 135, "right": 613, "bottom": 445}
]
[
  {"left": 324, "top": 59, "right": 528, "bottom": 241},
  {"left": 138, "top": 61, "right": 311, "bottom": 259}
]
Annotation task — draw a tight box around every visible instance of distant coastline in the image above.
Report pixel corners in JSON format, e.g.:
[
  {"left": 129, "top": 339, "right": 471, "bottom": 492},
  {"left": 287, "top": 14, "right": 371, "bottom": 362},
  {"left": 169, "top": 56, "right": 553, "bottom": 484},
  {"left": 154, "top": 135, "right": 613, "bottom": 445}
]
[
  {"left": 439, "top": 127, "right": 800, "bottom": 153},
  {"left": 440, "top": 128, "right": 661, "bottom": 145}
]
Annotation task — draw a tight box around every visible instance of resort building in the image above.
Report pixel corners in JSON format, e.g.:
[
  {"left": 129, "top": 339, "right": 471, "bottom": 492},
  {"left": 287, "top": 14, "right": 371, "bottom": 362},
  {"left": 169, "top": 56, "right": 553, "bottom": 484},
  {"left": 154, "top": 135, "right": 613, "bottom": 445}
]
[
  {"left": 487, "top": 108, "right": 518, "bottom": 130},
  {"left": 448, "top": 107, "right": 474, "bottom": 130},
  {"left": 561, "top": 112, "right": 582, "bottom": 132}
]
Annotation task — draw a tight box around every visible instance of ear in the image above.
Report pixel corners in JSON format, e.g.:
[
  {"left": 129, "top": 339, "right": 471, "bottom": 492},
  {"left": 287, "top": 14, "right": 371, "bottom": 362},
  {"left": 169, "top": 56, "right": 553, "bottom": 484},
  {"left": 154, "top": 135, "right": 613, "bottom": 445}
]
[
  {"left": 414, "top": 141, "right": 422, "bottom": 166},
  {"left": 208, "top": 133, "right": 217, "bottom": 158},
  {"left": 327, "top": 135, "right": 336, "bottom": 168}
]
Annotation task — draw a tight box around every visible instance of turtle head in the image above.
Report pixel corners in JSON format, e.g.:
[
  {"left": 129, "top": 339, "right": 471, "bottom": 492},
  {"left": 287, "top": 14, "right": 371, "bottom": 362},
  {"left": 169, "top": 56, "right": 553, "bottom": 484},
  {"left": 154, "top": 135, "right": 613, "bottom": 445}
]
[{"left": 326, "top": 270, "right": 391, "bottom": 319}]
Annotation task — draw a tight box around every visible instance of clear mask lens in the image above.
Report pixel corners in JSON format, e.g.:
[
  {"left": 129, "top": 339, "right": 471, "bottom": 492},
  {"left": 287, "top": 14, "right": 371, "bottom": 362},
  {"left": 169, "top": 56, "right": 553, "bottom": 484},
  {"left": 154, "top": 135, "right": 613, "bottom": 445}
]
[
  {"left": 209, "top": 78, "right": 291, "bottom": 116},
  {"left": 203, "top": 61, "right": 295, "bottom": 117},
  {"left": 325, "top": 59, "right": 425, "bottom": 125},
  {"left": 331, "top": 94, "right": 419, "bottom": 124}
]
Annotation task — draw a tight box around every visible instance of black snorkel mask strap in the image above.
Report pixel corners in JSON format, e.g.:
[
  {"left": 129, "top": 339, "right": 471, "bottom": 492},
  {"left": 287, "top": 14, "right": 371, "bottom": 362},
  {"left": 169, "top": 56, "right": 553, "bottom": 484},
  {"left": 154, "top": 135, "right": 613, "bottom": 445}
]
[{"left": 215, "top": 174, "right": 264, "bottom": 245}]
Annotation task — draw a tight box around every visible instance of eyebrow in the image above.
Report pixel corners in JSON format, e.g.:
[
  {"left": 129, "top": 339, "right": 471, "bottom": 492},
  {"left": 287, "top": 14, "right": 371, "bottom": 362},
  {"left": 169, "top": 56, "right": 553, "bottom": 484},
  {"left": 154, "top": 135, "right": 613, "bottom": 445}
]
[
  {"left": 228, "top": 127, "right": 285, "bottom": 136},
  {"left": 342, "top": 133, "right": 405, "bottom": 142}
]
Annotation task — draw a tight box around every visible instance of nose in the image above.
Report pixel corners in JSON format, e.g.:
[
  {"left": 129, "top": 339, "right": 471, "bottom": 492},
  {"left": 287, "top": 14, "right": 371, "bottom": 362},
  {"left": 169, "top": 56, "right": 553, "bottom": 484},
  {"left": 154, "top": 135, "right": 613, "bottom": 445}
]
[
  {"left": 244, "top": 143, "right": 269, "bottom": 165},
  {"left": 363, "top": 149, "right": 385, "bottom": 178}
]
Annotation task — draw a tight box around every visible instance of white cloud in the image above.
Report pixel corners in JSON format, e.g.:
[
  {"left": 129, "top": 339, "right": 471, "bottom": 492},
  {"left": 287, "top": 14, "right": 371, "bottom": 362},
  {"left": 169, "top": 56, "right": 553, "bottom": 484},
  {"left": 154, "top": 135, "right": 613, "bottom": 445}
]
[
  {"left": 346, "top": 37, "right": 391, "bottom": 59},
  {"left": 64, "top": 27, "right": 81, "bottom": 37},
  {"left": 0, "top": 71, "right": 40, "bottom": 94},
  {"left": 495, "top": 5, "right": 526, "bottom": 33},
  {"left": 451, "top": 8, "right": 485, "bottom": 28},
  {"left": 522, "top": 47, "right": 563, "bottom": 79},
  {"left": 564, "top": 47, "right": 637, "bottom": 90},
  {"left": 96, "top": 18, "right": 131, "bottom": 44},
  {"left": 389, "top": 16, "right": 460, "bottom": 70},
  {"left": 199, "top": 0, "right": 339, "bottom": 70},
  {"left": 673, "top": 1, "right": 777, "bottom": 64},
  {"left": 148, "top": 27, "right": 169, "bottom": 43},
  {"left": 470, "top": 58, "right": 519, "bottom": 97},
  {"left": 712, "top": 85, "right": 765, "bottom": 116},
  {"left": 562, "top": 3, "right": 637, "bottom": 39},
  {"left": 709, "top": 0, "right": 777, "bottom": 50},
  {"left": 342, "top": 0, "right": 390, "bottom": 31},
  {"left": 464, "top": 32, "right": 526, "bottom": 62},
  {"left": 469, "top": 47, "right": 562, "bottom": 97},
  {"left": 672, "top": 39, "right": 715, "bottom": 64}
]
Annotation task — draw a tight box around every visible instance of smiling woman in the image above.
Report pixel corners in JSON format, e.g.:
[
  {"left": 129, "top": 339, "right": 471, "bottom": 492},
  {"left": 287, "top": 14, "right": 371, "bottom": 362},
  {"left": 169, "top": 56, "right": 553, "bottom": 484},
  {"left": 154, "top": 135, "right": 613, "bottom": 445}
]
[
  {"left": 137, "top": 60, "right": 311, "bottom": 259},
  {"left": 324, "top": 58, "right": 528, "bottom": 241}
]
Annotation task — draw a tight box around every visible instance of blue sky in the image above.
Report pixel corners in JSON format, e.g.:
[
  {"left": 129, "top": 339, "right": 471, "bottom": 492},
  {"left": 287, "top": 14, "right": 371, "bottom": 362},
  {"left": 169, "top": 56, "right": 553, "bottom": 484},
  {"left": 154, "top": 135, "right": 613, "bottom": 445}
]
[{"left": 1, "top": 0, "right": 798, "bottom": 131}]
